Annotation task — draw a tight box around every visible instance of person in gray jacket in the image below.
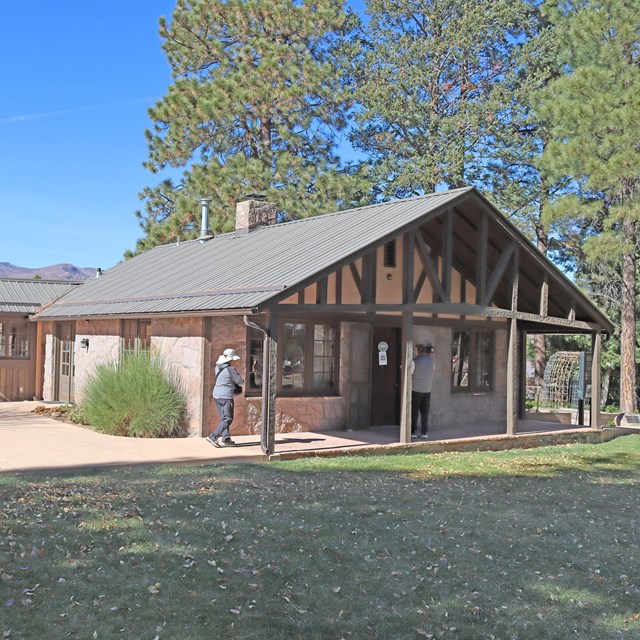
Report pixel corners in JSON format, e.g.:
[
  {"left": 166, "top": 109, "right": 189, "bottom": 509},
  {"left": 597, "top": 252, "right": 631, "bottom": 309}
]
[
  {"left": 411, "top": 343, "right": 435, "bottom": 439},
  {"left": 207, "top": 348, "right": 245, "bottom": 447}
]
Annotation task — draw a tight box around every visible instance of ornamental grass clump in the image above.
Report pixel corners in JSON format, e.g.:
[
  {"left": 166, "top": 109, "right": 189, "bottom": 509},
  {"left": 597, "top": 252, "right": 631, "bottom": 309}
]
[{"left": 81, "top": 352, "right": 187, "bottom": 437}]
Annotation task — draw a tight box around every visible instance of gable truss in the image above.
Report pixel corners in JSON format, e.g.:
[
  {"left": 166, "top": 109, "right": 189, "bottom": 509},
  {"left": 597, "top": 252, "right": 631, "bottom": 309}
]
[{"left": 263, "top": 201, "right": 606, "bottom": 333}]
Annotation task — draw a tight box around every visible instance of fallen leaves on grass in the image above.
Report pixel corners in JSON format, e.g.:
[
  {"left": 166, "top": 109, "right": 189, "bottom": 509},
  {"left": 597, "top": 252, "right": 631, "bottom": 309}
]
[{"left": 0, "top": 438, "right": 639, "bottom": 638}]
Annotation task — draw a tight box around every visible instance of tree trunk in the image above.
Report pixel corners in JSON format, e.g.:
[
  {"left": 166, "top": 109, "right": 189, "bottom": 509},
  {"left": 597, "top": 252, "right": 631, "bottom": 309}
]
[
  {"left": 534, "top": 234, "right": 548, "bottom": 388},
  {"left": 534, "top": 334, "right": 547, "bottom": 387},
  {"left": 601, "top": 364, "right": 611, "bottom": 407},
  {"left": 619, "top": 218, "right": 637, "bottom": 412}
]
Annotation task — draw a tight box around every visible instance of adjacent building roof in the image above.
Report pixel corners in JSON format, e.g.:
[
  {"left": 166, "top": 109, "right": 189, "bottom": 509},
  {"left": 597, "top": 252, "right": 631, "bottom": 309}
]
[
  {"left": 33, "top": 187, "right": 614, "bottom": 333},
  {"left": 0, "top": 279, "right": 81, "bottom": 314}
]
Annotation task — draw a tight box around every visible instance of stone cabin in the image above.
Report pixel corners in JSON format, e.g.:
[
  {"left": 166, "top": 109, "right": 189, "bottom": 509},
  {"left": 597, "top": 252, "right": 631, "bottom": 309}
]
[
  {"left": 0, "top": 279, "right": 79, "bottom": 401},
  {"left": 33, "top": 187, "right": 614, "bottom": 454}
]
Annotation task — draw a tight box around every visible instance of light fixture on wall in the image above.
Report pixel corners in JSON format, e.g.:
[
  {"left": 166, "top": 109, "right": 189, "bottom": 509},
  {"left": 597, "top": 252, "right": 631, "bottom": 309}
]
[
  {"left": 386, "top": 273, "right": 393, "bottom": 281},
  {"left": 80, "top": 338, "right": 90, "bottom": 350}
]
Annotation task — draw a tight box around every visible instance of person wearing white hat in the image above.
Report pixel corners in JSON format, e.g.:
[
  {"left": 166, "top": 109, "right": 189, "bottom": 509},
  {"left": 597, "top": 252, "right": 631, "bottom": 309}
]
[{"left": 207, "top": 348, "right": 244, "bottom": 447}]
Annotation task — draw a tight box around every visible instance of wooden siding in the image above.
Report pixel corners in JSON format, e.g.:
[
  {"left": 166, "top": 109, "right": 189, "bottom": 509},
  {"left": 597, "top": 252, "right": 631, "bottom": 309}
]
[
  {"left": 0, "top": 315, "right": 37, "bottom": 401},
  {"left": 0, "top": 364, "right": 35, "bottom": 401}
]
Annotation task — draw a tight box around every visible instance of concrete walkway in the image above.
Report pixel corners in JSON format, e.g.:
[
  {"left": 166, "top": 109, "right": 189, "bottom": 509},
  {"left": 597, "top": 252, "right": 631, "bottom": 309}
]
[
  {"left": 0, "top": 401, "right": 397, "bottom": 474},
  {"left": 1, "top": 401, "right": 625, "bottom": 475}
]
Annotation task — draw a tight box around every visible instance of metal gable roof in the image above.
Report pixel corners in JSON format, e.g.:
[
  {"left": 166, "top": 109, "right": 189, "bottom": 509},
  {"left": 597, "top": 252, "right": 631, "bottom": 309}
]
[
  {"left": 33, "top": 186, "right": 613, "bottom": 333},
  {"left": 0, "top": 279, "right": 80, "bottom": 314},
  {"left": 35, "top": 188, "right": 471, "bottom": 319}
]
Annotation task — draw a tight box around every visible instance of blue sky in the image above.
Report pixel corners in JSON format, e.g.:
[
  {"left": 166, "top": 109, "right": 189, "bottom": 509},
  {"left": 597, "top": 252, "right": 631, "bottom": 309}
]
[
  {"left": 0, "top": 1, "right": 177, "bottom": 270},
  {"left": 0, "top": 1, "right": 365, "bottom": 272}
]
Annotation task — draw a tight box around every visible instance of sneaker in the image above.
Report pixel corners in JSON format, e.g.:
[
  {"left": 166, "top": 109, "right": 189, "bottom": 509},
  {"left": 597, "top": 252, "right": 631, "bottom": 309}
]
[
  {"left": 222, "top": 439, "right": 236, "bottom": 446},
  {"left": 420, "top": 433, "right": 429, "bottom": 439},
  {"left": 207, "top": 435, "right": 221, "bottom": 448},
  {"left": 411, "top": 433, "right": 418, "bottom": 439}
]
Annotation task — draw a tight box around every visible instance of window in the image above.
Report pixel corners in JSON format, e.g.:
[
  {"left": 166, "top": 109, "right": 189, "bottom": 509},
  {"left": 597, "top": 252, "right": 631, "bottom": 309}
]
[
  {"left": 313, "top": 324, "right": 335, "bottom": 389},
  {"left": 247, "top": 321, "right": 339, "bottom": 395},
  {"left": 384, "top": 240, "right": 397, "bottom": 268},
  {"left": 282, "top": 322, "right": 306, "bottom": 390},
  {"left": 121, "top": 319, "right": 151, "bottom": 355},
  {"left": 0, "top": 320, "right": 29, "bottom": 358},
  {"left": 451, "top": 330, "right": 493, "bottom": 391},
  {"left": 248, "top": 330, "right": 264, "bottom": 391}
]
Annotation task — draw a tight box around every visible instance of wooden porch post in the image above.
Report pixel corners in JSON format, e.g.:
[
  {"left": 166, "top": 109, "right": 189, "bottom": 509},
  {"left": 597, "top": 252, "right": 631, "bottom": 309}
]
[
  {"left": 400, "top": 312, "right": 414, "bottom": 444},
  {"left": 506, "top": 319, "right": 519, "bottom": 435},
  {"left": 261, "top": 314, "right": 278, "bottom": 455},
  {"left": 506, "top": 248, "right": 519, "bottom": 435},
  {"left": 590, "top": 331, "right": 602, "bottom": 430},
  {"left": 199, "top": 317, "right": 212, "bottom": 436},
  {"left": 400, "top": 233, "right": 415, "bottom": 444}
]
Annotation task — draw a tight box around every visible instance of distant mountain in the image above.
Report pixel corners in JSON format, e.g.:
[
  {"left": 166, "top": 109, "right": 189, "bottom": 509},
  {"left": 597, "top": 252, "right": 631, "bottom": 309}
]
[{"left": 0, "top": 262, "right": 96, "bottom": 281}]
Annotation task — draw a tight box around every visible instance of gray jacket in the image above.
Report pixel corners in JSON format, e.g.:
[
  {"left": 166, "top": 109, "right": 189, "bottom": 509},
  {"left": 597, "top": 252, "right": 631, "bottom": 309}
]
[
  {"left": 213, "top": 363, "right": 245, "bottom": 400},
  {"left": 412, "top": 355, "right": 435, "bottom": 393}
]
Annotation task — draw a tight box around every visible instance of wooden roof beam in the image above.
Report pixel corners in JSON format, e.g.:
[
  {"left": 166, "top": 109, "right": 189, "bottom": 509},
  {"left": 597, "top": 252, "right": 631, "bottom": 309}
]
[
  {"left": 483, "top": 242, "right": 516, "bottom": 307},
  {"left": 415, "top": 231, "right": 448, "bottom": 302}
]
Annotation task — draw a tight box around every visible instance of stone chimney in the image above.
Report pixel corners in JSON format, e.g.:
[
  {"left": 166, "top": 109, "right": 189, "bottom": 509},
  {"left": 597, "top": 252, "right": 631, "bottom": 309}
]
[{"left": 235, "top": 194, "right": 277, "bottom": 235}]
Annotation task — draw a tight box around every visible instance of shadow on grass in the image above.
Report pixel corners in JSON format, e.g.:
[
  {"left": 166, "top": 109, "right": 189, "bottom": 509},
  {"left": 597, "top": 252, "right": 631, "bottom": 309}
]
[{"left": 1, "top": 445, "right": 639, "bottom": 640}]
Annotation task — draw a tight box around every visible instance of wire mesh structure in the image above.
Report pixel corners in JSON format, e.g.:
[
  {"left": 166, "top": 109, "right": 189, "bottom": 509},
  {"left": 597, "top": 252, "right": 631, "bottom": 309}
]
[{"left": 541, "top": 351, "right": 582, "bottom": 409}]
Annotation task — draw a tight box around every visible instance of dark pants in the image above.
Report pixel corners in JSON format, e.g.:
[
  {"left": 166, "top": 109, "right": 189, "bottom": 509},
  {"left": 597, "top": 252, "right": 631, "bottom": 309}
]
[
  {"left": 213, "top": 397, "right": 234, "bottom": 441},
  {"left": 411, "top": 391, "right": 431, "bottom": 435}
]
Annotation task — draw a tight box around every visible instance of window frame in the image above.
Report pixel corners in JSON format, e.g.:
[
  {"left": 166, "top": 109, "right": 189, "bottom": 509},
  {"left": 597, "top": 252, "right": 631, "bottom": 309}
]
[
  {"left": 246, "top": 320, "right": 340, "bottom": 397},
  {"left": 451, "top": 329, "right": 494, "bottom": 393},
  {"left": 121, "top": 319, "right": 152, "bottom": 356},
  {"left": 0, "top": 318, "right": 30, "bottom": 359}
]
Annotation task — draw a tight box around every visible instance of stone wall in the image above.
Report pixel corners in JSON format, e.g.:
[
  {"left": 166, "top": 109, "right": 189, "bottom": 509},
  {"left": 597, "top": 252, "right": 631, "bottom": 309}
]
[
  {"left": 41, "top": 321, "right": 56, "bottom": 400},
  {"left": 153, "top": 317, "right": 206, "bottom": 437},
  {"left": 74, "top": 320, "right": 121, "bottom": 403},
  {"left": 204, "top": 317, "right": 349, "bottom": 437},
  {"left": 240, "top": 396, "right": 347, "bottom": 435},
  {"left": 412, "top": 325, "right": 508, "bottom": 431},
  {"left": 41, "top": 313, "right": 511, "bottom": 439}
]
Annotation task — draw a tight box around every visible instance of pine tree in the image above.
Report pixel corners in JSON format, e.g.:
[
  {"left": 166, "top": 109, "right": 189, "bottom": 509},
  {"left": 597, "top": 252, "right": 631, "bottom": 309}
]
[
  {"left": 348, "top": 0, "right": 545, "bottom": 198},
  {"left": 483, "top": 18, "right": 560, "bottom": 389},
  {"left": 539, "top": 0, "right": 640, "bottom": 412},
  {"left": 131, "top": 0, "right": 369, "bottom": 254}
]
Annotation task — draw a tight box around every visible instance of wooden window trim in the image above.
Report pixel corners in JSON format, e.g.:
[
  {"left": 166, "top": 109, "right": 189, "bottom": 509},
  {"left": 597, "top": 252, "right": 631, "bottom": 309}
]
[
  {"left": 121, "top": 319, "right": 152, "bottom": 356},
  {"left": 451, "top": 329, "right": 495, "bottom": 394},
  {"left": 246, "top": 320, "right": 341, "bottom": 397},
  {"left": 0, "top": 318, "right": 30, "bottom": 359}
]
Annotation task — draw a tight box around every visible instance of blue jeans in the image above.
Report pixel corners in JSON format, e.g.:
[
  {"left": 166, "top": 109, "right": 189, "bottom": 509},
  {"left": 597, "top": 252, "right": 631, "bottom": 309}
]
[{"left": 213, "top": 397, "right": 234, "bottom": 441}]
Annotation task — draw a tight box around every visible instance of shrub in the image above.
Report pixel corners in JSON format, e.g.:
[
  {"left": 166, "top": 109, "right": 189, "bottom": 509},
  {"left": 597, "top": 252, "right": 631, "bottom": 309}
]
[
  {"left": 81, "top": 352, "right": 187, "bottom": 437},
  {"left": 602, "top": 404, "right": 621, "bottom": 414},
  {"left": 67, "top": 404, "right": 88, "bottom": 425}
]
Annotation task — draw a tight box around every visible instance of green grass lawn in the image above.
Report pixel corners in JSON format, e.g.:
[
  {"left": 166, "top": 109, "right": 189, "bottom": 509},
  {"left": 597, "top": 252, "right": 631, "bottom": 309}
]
[{"left": 1, "top": 435, "right": 639, "bottom": 640}]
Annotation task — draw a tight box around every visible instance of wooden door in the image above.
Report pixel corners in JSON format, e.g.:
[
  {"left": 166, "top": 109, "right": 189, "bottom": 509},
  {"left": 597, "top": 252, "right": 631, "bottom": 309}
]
[
  {"left": 56, "top": 323, "right": 76, "bottom": 403},
  {"left": 370, "top": 327, "right": 401, "bottom": 425}
]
